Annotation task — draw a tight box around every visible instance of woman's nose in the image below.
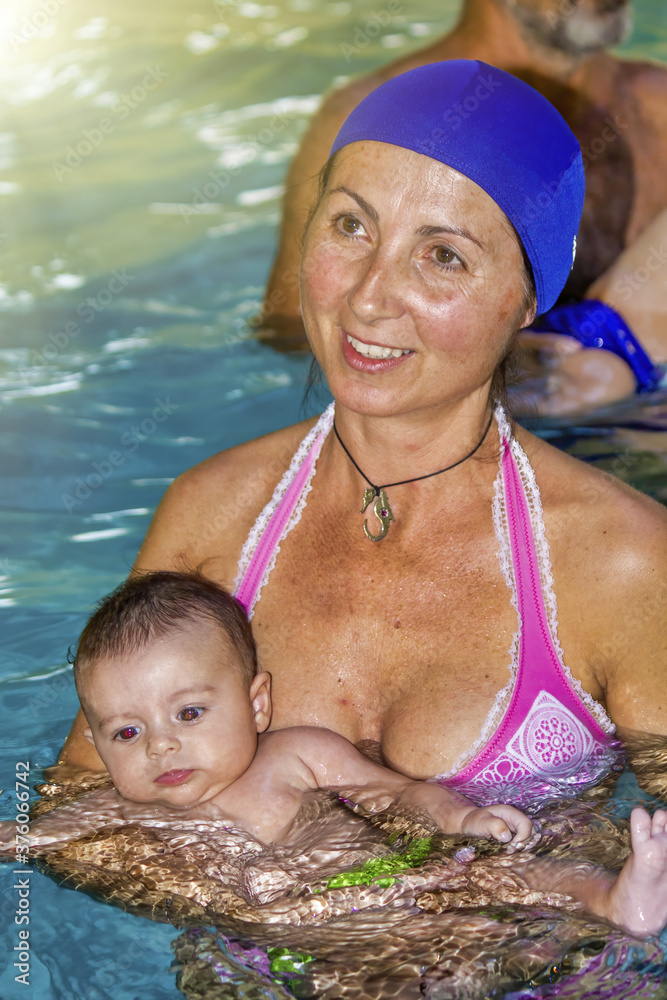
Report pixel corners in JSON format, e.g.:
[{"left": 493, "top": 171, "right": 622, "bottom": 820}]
[
  {"left": 146, "top": 730, "right": 181, "bottom": 758},
  {"left": 347, "top": 248, "right": 406, "bottom": 324}
]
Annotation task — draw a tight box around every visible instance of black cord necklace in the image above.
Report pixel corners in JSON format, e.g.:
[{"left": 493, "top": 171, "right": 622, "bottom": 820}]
[{"left": 333, "top": 411, "right": 494, "bottom": 541}]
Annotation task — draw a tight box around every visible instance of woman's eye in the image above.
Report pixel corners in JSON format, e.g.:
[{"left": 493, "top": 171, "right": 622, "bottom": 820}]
[
  {"left": 336, "top": 215, "right": 363, "bottom": 236},
  {"left": 115, "top": 726, "right": 139, "bottom": 741},
  {"left": 178, "top": 707, "right": 203, "bottom": 722},
  {"left": 434, "top": 247, "right": 459, "bottom": 266}
]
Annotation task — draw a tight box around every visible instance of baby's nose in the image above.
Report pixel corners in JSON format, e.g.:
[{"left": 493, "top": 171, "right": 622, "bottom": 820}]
[{"left": 147, "top": 730, "right": 181, "bottom": 757}]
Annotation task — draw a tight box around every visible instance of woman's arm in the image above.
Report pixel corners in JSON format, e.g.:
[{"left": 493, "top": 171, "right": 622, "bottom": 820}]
[
  {"left": 52, "top": 470, "right": 208, "bottom": 775},
  {"left": 54, "top": 422, "right": 311, "bottom": 778},
  {"left": 1, "top": 788, "right": 124, "bottom": 858},
  {"left": 595, "top": 510, "right": 667, "bottom": 790},
  {"left": 54, "top": 707, "right": 105, "bottom": 772},
  {"left": 567, "top": 477, "right": 667, "bottom": 799}
]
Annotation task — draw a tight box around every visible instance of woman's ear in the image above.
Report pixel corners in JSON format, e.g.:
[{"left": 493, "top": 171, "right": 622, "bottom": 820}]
[
  {"left": 518, "top": 297, "right": 537, "bottom": 331},
  {"left": 249, "top": 671, "right": 272, "bottom": 733}
]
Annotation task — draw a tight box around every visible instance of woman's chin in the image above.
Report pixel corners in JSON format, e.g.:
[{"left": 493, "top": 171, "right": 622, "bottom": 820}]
[{"left": 325, "top": 373, "right": 414, "bottom": 418}]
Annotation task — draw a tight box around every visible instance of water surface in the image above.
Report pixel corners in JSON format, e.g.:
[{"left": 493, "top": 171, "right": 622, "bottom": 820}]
[{"left": 1, "top": 1, "right": 666, "bottom": 997}]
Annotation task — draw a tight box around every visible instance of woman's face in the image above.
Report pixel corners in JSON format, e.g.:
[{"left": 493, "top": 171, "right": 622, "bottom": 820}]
[{"left": 300, "top": 141, "right": 535, "bottom": 418}]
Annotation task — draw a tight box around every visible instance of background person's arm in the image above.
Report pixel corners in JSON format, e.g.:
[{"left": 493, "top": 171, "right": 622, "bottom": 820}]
[{"left": 515, "top": 209, "right": 667, "bottom": 416}]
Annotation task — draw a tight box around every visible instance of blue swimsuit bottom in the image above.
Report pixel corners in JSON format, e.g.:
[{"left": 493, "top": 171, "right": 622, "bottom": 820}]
[{"left": 529, "top": 300, "right": 663, "bottom": 394}]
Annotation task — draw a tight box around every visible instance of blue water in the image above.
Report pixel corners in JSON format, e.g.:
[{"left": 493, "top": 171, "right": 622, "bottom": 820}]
[{"left": 0, "top": 0, "right": 666, "bottom": 996}]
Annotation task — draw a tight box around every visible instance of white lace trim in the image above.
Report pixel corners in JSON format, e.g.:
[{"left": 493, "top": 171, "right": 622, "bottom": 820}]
[
  {"left": 433, "top": 404, "right": 613, "bottom": 782},
  {"left": 507, "top": 422, "right": 615, "bottom": 735},
  {"left": 433, "top": 405, "right": 521, "bottom": 781},
  {"left": 232, "top": 403, "right": 335, "bottom": 619}
]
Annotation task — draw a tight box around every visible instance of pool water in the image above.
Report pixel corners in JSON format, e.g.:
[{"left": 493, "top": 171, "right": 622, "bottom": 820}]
[{"left": 0, "top": 0, "right": 666, "bottom": 997}]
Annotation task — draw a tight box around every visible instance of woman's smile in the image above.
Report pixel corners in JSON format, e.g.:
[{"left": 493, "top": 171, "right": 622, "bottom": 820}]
[{"left": 341, "top": 328, "right": 414, "bottom": 373}]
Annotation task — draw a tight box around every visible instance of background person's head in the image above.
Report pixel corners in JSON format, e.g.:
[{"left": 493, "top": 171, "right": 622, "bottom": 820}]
[
  {"left": 73, "top": 572, "right": 271, "bottom": 807},
  {"left": 301, "top": 60, "right": 584, "bottom": 415},
  {"left": 495, "top": 0, "right": 632, "bottom": 55}
]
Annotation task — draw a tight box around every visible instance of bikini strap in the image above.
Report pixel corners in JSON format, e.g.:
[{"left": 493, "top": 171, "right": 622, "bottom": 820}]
[
  {"left": 495, "top": 403, "right": 614, "bottom": 734},
  {"left": 233, "top": 403, "right": 335, "bottom": 618},
  {"left": 500, "top": 430, "right": 554, "bottom": 659}
]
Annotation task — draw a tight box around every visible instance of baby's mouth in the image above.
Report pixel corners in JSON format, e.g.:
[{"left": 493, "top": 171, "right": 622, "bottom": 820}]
[
  {"left": 346, "top": 334, "right": 412, "bottom": 360},
  {"left": 154, "top": 769, "right": 194, "bottom": 785}
]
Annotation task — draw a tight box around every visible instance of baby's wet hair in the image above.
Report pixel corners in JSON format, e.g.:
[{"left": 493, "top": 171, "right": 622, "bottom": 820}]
[{"left": 73, "top": 571, "right": 257, "bottom": 697}]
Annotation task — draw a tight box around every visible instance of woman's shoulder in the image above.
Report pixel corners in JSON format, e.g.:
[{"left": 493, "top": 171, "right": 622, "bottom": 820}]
[
  {"left": 175, "top": 414, "right": 318, "bottom": 498},
  {"left": 516, "top": 424, "right": 667, "bottom": 577},
  {"left": 133, "top": 414, "right": 320, "bottom": 583}
]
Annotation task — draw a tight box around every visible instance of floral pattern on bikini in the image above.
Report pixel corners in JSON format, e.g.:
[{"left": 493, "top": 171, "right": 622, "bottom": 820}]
[
  {"left": 506, "top": 690, "right": 594, "bottom": 775},
  {"left": 450, "top": 691, "right": 621, "bottom": 810}
]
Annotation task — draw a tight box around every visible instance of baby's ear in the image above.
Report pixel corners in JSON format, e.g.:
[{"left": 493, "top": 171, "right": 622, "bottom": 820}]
[
  {"left": 250, "top": 671, "right": 272, "bottom": 733},
  {"left": 82, "top": 726, "right": 95, "bottom": 744}
]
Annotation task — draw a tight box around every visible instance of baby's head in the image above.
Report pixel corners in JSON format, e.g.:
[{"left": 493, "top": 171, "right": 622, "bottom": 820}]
[{"left": 74, "top": 572, "right": 271, "bottom": 808}]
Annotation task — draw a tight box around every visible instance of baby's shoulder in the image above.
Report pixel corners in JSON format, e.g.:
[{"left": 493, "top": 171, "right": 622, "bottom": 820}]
[{"left": 257, "top": 727, "right": 354, "bottom": 788}]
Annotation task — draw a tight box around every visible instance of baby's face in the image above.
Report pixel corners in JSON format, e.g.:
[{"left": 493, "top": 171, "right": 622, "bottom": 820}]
[{"left": 82, "top": 622, "right": 271, "bottom": 809}]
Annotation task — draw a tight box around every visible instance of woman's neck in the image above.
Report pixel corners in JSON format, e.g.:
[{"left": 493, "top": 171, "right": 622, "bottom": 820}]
[{"left": 330, "top": 392, "right": 499, "bottom": 492}]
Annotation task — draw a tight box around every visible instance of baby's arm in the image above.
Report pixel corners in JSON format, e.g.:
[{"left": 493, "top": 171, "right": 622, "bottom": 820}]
[{"left": 284, "top": 727, "right": 536, "bottom": 847}]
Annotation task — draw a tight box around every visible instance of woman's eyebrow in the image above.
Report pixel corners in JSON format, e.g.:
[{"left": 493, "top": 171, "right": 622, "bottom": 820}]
[
  {"left": 417, "top": 224, "right": 487, "bottom": 251},
  {"left": 328, "top": 185, "right": 378, "bottom": 223},
  {"left": 327, "top": 188, "right": 486, "bottom": 252}
]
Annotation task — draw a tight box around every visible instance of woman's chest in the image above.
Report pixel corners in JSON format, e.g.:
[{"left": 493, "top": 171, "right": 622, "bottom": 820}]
[{"left": 250, "top": 512, "right": 519, "bottom": 779}]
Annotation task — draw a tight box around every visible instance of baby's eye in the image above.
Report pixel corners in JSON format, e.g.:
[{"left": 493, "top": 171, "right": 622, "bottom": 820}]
[
  {"left": 434, "top": 246, "right": 460, "bottom": 266},
  {"left": 178, "top": 707, "right": 203, "bottom": 722},
  {"left": 115, "top": 726, "right": 139, "bottom": 741}
]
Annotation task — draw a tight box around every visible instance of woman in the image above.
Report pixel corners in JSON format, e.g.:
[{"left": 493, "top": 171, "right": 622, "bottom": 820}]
[{"left": 58, "top": 62, "right": 667, "bottom": 816}]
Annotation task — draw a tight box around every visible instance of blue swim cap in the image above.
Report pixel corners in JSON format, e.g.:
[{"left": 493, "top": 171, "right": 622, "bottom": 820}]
[{"left": 330, "top": 60, "right": 585, "bottom": 314}]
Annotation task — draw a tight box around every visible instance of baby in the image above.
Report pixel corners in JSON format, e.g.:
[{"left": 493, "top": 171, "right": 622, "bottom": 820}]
[
  {"left": 5, "top": 571, "right": 667, "bottom": 940},
  {"left": 63, "top": 571, "right": 535, "bottom": 847}
]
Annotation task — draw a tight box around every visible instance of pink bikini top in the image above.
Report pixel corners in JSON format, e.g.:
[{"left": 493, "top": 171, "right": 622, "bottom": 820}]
[{"left": 233, "top": 404, "right": 622, "bottom": 812}]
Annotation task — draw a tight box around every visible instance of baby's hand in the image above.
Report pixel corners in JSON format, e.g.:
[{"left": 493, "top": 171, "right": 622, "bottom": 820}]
[{"left": 460, "top": 804, "right": 540, "bottom": 851}]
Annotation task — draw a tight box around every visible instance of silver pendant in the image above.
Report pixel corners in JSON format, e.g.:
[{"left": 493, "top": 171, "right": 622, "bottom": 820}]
[{"left": 360, "top": 488, "right": 394, "bottom": 541}]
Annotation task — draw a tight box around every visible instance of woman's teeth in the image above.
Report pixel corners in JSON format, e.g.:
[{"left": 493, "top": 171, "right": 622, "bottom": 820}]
[{"left": 347, "top": 335, "right": 411, "bottom": 359}]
